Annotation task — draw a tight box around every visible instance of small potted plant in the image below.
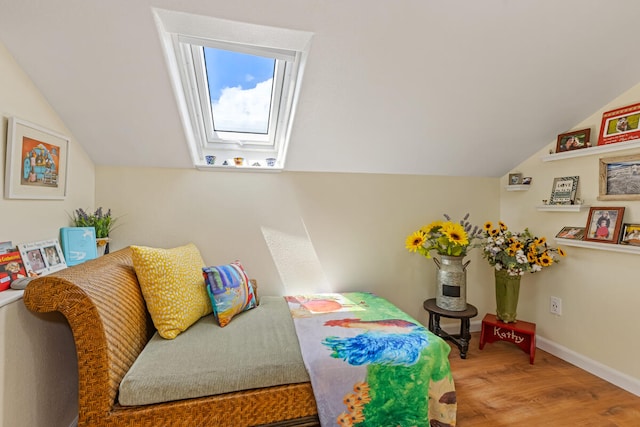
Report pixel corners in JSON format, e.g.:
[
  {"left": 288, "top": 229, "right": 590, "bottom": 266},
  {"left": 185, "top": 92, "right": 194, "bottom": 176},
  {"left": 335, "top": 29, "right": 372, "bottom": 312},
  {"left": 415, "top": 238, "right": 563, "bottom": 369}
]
[{"left": 71, "top": 207, "right": 117, "bottom": 255}]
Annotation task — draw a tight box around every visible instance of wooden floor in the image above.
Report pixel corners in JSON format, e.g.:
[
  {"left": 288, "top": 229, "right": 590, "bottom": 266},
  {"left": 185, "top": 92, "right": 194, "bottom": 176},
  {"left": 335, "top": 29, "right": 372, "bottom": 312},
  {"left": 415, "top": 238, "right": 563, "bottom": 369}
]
[{"left": 447, "top": 332, "right": 640, "bottom": 426}]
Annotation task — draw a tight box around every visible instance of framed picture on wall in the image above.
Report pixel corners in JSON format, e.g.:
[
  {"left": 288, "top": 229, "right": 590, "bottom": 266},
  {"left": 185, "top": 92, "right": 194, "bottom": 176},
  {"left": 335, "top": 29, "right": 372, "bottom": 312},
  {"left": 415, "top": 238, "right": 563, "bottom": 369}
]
[
  {"left": 555, "top": 226, "right": 585, "bottom": 240},
  {"left": 549, "top": 176, "right": 579, "bottom": 205},
  {"left": 598, "top": 154, "right": 640, "bottom": 201},
  {"left": 556, "top": 128, "right": 591, "bottom": 153},
  {"left": 508, "top": 173, "right": 523, "bottom": 185},
  {"left": 584, "top": 207, "right": 625, "bottom": 244},
  {"left": 620, "top": 223, "right": 640, "bottom": 246},
  {"left": 4, "top": 117, "right": 70, "bottom": 200},
  {"left": 597, "top": 102, "right": 640, "bottom": 146}
]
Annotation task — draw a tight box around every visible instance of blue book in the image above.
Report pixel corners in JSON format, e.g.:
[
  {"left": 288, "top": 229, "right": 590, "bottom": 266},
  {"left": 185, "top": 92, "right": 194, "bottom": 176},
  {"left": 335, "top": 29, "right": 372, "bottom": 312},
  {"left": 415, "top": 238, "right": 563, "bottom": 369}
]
[{"left": 60, "top": 227, "right": 97, "bottom": 266}]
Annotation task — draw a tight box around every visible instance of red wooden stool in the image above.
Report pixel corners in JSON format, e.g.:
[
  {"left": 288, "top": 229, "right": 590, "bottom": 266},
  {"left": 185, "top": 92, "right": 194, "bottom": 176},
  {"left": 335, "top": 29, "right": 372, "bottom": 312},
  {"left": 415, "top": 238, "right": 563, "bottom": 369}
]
[{"left": 479, "top": 313, "right": 536, "bottom": 364}]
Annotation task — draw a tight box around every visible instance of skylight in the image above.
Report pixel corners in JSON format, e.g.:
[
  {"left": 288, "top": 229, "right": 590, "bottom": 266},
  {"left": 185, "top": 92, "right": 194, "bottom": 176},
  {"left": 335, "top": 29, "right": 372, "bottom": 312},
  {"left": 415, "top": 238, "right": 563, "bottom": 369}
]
[
  {"left": 204, "top": 47, "right": 274, "bottom": 134},
  {"left": 153, "top": 8, "right": 313, "bottom": 170}
]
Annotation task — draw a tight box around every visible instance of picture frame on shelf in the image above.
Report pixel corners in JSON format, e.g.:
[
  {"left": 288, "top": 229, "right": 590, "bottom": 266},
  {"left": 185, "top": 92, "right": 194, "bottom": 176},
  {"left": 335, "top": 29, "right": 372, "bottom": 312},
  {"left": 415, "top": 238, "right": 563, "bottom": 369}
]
[
  {"left": 620, "top": 223, "right": 640, "bottom": 246},
  {"left": 508, "top": 173, "right": 523, "bottom": 185},
  {"left": 584, "top": 207, "right": 625, "bottom": 244},
  {"left": 556, "top": 128, "right": 591, "bottom": 153},
  {"left": 549, "top": 176, "right": 579, "bottom": 205},
  {"left": 17, "top": 239, "right": 67, "bottom": 277},
  {"left": 0, "top": 241, "right": 15, "bottom": 254},
  {"left": 597, "top": 102, "right": 640, "bottom": 146},
  {"left": 555, "top": 226, "right": 585, "bottom": 240},
  {"left": 598, "top": 154, "right": 640, "bottom": 201},
  {"left": 4, "top": 117, "right": 70, "bottom": 200}
]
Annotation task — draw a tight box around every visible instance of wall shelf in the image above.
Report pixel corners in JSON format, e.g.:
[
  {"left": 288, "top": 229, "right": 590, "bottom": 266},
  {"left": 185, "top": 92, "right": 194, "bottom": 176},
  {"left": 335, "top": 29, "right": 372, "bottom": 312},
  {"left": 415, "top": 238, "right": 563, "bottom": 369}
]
[
  {"left": 536, "top": 204, "right": 590, "bottom": 212},
  {"left": 505, "top": 185, "right": 531, "bottom": 191},
  {"left": 541, "top": 138, "right": 640, "bottom": 162},
  {"left": 555, "top": 238, "right": 640, "bottom": 255}
]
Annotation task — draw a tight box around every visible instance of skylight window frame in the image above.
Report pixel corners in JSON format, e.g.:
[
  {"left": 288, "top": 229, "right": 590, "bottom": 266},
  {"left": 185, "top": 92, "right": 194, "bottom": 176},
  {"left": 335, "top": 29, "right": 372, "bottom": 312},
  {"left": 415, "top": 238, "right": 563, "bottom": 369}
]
[
  {"left": 185, "top": 38, "right": 293, "bottom": 148},
  {"left": 153, "top": 8, "right": 312, "bottom": 170}
]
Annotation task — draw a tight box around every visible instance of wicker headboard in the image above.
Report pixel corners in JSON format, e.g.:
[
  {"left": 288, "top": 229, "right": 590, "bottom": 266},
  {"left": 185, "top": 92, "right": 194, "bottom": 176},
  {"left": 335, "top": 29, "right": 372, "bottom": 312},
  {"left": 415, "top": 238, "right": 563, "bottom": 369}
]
[{"left": 23, "top": 248, "right": 154, "bottom": 423}]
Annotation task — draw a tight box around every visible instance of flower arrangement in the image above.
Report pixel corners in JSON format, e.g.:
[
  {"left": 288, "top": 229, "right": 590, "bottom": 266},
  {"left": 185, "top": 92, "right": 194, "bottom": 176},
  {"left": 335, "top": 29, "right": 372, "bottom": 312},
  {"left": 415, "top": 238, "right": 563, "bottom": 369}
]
[
  {"left": 479, "top": 221, "right": 566, "bottom": 276},
  {"left": 405, "top": 213, "right": 481, "bottom": 258},
  {"left": 71, "top": 207, "right": 117, "bottom": 239}
]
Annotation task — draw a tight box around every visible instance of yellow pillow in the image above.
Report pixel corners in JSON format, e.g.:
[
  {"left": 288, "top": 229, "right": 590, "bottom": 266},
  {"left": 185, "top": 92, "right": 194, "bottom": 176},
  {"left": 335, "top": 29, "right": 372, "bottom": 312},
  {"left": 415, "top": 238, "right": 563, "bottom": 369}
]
[{"left": 131, "top": 243, "right": 212, "bottom": 339}]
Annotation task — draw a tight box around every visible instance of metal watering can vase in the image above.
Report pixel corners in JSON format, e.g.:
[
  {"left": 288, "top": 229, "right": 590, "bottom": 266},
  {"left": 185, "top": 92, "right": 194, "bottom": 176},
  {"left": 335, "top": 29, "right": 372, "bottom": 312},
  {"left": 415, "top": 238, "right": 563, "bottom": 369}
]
[{"left": 433, "top": 255, "right": 470, "bottom": 311}]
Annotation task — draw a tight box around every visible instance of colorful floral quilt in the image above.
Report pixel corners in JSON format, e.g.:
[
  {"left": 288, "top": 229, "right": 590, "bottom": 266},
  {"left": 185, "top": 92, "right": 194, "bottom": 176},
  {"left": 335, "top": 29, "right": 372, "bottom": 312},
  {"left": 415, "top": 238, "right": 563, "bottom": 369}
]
[{"left": 286, "top": 292, "right": 456, "bottom": 427}]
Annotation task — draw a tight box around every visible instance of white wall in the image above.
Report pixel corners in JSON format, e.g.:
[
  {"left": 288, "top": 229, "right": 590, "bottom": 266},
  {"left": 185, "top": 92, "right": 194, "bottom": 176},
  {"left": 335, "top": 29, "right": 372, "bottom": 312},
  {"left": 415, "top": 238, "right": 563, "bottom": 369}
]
[
  {"left": 97, "top": 168, "right": 499, "bottom": 323},
  {"left": 0, "top": 41, "right": 93, "bottom": 427},
  {"left": 500, "top": 83, "right": 640, "bottom": 383}
]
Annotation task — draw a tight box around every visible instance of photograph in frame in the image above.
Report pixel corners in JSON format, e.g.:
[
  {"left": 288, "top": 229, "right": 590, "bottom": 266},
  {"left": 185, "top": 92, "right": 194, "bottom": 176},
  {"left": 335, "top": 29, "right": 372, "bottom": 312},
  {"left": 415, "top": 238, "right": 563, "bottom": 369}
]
[
  {"left": 597, "top": 102, "right": 640, "bottom": 146},
  {"left": 556, "top": 128, "right": 591, "bottom": 153},
  {"left": 4, "top": 117, "right": 70, "bottom": 200},
  {"left": 555, "top": 226, "right": 585, "bottom": 240},
  {"left": 598, "top": 154, "right": 640, "bottom": 201},
  {"left": 549, "top": 176, "right": 579, "bottom": 205},
  {"left": 620, "top": 223, "right": 640, "bottom": 246},
  {"left": 584, "top": 207, "right": 625, "bottom": 244},
  {"left": 508, "top": 173, "right": 523, "bottom": 185},
  {"left": 17, "top": 239, "right": 67, "bottom": 277}
]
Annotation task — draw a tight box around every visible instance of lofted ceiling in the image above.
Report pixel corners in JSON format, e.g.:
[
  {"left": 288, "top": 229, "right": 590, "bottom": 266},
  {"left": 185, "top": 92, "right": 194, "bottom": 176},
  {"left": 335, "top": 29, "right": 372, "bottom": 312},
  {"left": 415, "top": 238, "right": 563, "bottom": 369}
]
[{"left": 1, "top": 0, "right": 640, "bottom": 177}]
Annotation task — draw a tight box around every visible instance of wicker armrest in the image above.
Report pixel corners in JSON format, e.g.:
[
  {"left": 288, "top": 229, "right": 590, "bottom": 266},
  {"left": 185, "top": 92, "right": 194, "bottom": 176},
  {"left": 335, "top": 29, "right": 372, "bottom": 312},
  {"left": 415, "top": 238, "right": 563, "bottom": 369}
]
[{"left": 23, "top": 248, "right": 152, "bottom": 425}]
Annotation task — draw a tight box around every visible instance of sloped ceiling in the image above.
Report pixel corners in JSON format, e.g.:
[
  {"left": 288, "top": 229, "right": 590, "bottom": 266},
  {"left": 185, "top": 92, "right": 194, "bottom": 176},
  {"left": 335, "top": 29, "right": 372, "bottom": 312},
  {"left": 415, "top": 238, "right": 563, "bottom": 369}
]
[{"left": 1, "top": 0, "right": 640, "bottom": 177}]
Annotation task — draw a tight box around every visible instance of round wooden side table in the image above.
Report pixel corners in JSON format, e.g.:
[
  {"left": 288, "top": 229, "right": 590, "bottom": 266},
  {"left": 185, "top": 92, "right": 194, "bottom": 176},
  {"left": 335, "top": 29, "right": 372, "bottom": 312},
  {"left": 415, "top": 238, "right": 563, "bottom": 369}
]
[{"left": 423, "top": 298, "right": 478, "bottom": 359}]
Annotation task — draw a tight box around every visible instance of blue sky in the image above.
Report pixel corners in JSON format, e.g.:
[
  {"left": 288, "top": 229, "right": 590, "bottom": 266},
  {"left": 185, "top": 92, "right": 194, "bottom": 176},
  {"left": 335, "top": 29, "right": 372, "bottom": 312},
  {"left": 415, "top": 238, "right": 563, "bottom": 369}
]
[
  {"left": 204, "top": 47, "right": 275, "bottom": 133},
  {"left": 204, "top": 47, "right": 274, "bottom": 100}
]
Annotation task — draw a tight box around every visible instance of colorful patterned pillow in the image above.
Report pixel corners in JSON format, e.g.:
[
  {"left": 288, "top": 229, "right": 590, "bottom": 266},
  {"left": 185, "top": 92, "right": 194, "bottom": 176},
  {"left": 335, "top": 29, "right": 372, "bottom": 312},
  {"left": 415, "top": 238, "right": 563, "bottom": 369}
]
[
  {"left": 131, "top": 243, "right": 212, "bottom": 339},
  {"left": 203, "top": 261, "right": 257, "bottom": 327}
]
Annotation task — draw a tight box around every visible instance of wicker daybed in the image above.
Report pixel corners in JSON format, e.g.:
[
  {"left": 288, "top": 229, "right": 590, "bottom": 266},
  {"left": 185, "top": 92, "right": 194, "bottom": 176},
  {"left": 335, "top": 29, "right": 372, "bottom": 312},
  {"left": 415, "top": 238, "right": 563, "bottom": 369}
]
[{"left": 23, "top": 248, "right": 319, "bottom": 427}]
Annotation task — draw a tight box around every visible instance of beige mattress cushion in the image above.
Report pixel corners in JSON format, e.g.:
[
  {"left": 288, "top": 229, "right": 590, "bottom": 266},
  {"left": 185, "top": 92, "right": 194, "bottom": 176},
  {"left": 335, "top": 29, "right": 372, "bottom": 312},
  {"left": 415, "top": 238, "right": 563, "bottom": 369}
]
[{"left": 118, "top": 296, "right": 310, "bottom": 406}]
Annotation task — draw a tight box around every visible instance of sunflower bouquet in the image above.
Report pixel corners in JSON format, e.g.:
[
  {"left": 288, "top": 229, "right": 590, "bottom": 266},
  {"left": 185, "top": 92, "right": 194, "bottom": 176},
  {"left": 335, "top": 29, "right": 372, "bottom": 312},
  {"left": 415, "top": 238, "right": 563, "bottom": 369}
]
[
  {"left": 405, "top": 213, "right": 481, "bottom": 258},
  {"left": 479, "top": 221, "right": 566, "bottom": 276}
]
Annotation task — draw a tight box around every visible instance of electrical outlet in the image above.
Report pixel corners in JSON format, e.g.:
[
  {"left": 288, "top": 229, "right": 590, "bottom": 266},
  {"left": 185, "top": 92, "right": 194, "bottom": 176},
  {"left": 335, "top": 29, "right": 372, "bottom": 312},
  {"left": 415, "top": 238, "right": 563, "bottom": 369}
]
[{"left": 550, "top": 296, "right": 562, "bottom": 315}]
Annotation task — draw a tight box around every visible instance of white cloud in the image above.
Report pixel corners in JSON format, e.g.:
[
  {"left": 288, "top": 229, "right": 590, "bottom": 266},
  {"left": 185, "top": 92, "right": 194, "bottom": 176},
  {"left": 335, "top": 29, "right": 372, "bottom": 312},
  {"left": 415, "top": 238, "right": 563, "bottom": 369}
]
[{"left": 212, "top": 79, "right": 272, "bottom": 133}]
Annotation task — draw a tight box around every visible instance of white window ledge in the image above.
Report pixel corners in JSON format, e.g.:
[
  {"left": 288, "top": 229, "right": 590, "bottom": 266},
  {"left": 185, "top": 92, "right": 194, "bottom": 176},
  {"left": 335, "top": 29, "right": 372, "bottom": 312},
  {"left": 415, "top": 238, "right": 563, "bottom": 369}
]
[{"left": 196, "top": 165, "right": 283, "bottom": 173}]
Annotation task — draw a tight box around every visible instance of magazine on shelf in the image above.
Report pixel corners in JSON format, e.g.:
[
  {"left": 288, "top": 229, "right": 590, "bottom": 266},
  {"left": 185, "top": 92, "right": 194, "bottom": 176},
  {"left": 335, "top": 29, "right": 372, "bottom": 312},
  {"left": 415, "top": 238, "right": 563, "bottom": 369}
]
[
  {"left": 0, "top": 250, "right": 27, "bottom": 291},
  {"left": 60, "top": 227, "right": 97, "bottom": 266},
  {"left": 17, "top": 239, "right": 67, "bottom": 277}
]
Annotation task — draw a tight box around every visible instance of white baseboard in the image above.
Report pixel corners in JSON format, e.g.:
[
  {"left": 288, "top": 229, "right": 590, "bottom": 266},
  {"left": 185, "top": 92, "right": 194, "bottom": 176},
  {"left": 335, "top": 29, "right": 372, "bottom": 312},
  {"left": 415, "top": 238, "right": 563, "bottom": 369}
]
[
  {"left": 439, "top": 320, "right": 640, "bottom": 397},
  {"left": 536, "top": 336, "right": 640, "bottom": 397}
]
